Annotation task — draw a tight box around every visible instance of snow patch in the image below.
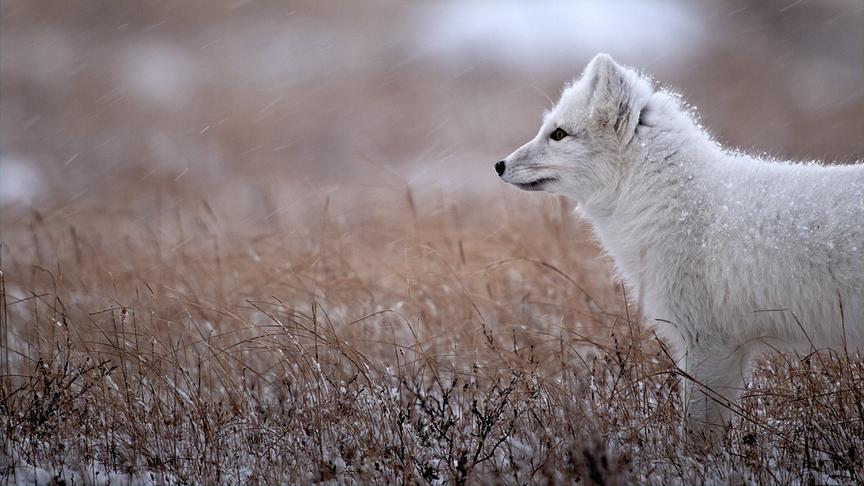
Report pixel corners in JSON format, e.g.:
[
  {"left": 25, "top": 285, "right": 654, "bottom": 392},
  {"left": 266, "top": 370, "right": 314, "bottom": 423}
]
[
  {"left": 1, "top": 157, "right": 42, "bottom": 206},
  {"left": 415, "top": 1, "right": 704, "bottom": 69},
  {"left": 123, "top": 42, "right": 201, "bottom": 105}
]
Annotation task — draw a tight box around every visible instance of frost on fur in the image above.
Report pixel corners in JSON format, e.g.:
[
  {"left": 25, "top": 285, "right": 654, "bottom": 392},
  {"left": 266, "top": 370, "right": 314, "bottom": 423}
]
[{"left": 498, "top": 53, "right": 864, "bottom": 444}]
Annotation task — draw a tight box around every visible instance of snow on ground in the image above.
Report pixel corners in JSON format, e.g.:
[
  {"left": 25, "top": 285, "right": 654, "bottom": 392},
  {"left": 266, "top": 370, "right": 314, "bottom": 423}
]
[
  {"left": 1, "top": 157, "right": 42, "bottom": 206},
  {"left": 414, "top": 1, "right": 705, "bottom": 69}
]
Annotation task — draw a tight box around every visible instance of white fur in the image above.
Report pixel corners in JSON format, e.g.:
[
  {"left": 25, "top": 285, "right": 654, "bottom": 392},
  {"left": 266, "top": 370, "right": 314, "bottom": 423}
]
[{"left": 499, "top": 53, "right": 864, "bottom": 440}]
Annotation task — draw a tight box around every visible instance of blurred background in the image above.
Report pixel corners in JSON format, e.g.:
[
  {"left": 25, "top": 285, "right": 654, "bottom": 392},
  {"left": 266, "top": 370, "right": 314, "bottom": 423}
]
[{"left": 2, "top": 0, "right": 863, "bottom": 220}]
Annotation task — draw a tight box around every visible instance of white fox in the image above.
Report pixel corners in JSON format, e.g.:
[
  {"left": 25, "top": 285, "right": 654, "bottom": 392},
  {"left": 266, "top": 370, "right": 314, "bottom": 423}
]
[{"left": 496, "top": 53, "right": 864, "bottom": 442}]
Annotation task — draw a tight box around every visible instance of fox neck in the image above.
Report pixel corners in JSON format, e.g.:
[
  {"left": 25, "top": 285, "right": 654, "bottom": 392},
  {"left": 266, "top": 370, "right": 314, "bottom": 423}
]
[{"left": 576, "top": 125, "right": 720, "bottom": 304}]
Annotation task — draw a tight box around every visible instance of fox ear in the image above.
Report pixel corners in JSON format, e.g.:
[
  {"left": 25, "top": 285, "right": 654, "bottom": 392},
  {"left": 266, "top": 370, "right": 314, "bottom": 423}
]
[{"left": 583, "top": 54, "right": 645, "bottom": 136}]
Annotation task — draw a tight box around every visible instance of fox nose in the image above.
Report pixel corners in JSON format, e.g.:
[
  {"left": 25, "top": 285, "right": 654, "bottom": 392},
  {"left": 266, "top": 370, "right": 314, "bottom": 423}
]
[{"left": 495, "top": 160, "right": 506, "bottom": 176}]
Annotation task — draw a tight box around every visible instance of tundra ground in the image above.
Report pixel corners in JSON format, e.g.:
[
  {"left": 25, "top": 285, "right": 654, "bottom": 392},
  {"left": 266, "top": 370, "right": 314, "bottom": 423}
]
[{"left": 2, "top": 181, "right": 862, "bottom": 485}]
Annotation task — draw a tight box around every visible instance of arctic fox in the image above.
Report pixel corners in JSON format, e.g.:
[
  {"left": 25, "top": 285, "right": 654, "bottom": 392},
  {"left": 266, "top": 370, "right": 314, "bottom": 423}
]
[{"left": 496, "top": 53, "right": 864, "bottom": 441}]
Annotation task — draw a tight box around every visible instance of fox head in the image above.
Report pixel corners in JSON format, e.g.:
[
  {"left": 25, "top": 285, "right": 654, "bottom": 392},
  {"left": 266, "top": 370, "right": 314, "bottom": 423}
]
[{"left": 496, "top": 54, "right": 655, "bottom": 204}]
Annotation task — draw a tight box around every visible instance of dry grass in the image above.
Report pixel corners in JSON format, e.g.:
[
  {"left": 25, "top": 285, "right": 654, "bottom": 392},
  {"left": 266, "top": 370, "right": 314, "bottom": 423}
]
[{"left": 2, "top": 182, "right": 863, "bottom": 485}]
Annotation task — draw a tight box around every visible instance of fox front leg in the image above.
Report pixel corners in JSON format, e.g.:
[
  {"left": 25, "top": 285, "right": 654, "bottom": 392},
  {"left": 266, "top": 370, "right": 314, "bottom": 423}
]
[{"left": 679, "top": 341, "right": 755, "bottom": 448}]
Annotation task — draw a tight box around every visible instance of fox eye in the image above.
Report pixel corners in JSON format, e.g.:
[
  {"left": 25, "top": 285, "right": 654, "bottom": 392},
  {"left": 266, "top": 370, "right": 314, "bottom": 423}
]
[{"left": 549, "top": 127, "right": 569, "bottom": 141}]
